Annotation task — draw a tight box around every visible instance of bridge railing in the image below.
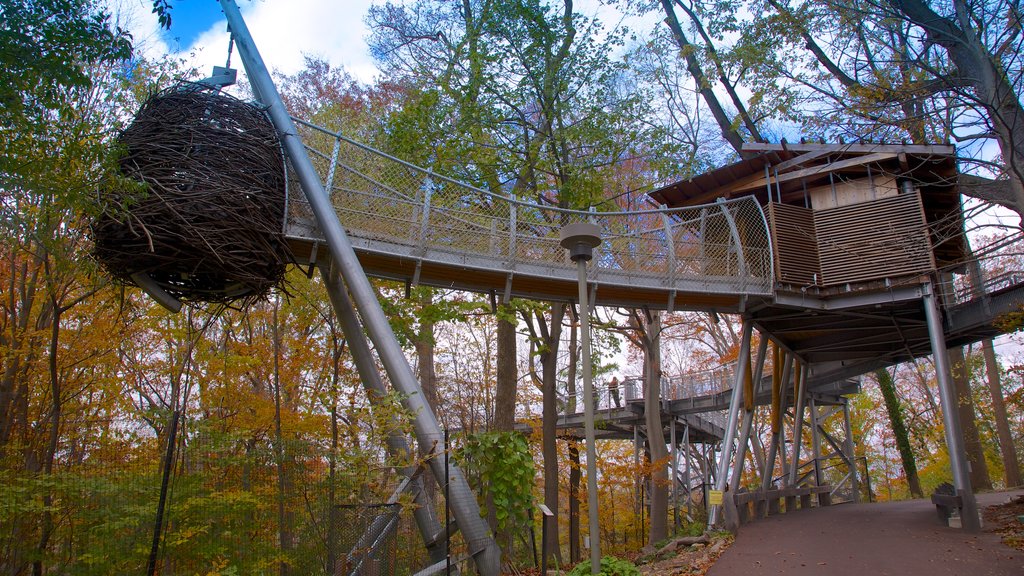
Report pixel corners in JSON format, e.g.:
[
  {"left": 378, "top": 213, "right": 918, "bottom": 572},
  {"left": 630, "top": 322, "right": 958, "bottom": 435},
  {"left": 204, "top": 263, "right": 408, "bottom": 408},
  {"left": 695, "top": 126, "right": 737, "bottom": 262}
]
[
  {"left": 940, "top": 230, "right": 1024, "bottom": 304},
  {"left": 286, "top": 119, "right": 774, "bottom": 297},
  {"left": 563, "top": 365, "right": 736, "bottom": 427}
]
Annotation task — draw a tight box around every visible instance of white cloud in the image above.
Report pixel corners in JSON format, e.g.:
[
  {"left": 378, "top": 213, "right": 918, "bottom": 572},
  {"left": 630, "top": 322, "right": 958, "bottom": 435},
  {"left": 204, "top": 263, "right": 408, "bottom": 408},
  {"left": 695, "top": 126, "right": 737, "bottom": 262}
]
[{"left": 108, "top": 0, "right": 380, "bottom": 84}]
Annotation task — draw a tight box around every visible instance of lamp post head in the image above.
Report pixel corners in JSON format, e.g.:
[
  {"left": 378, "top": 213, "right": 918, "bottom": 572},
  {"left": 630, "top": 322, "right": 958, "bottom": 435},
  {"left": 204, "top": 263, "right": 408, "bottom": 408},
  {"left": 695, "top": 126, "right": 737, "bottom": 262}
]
[{"left": 559, "top": 222, "right": 602, "bottom": 262}]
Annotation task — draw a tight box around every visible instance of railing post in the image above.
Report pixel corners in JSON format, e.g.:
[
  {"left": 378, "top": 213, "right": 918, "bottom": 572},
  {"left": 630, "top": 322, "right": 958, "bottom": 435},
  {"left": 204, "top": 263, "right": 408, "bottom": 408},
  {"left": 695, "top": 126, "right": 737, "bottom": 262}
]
[
  {"left": 717, "top": 199, "right": 747, "bottom": 280},
  {"left": 418, "top": 186, "right": 432, "bottom": 253},
  {"left": 509, "top": 202, "right": 518, "bottom": 267},
  {"left": 325, "top": 136, "right": 342, "bottom": 190}
]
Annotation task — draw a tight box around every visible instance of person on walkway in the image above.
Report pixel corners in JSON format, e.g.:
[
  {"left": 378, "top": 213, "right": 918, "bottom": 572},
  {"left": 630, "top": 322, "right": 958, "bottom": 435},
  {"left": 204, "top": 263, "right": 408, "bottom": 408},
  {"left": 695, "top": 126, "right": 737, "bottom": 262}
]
[{"left": 609, "top": 376, "right": 621, "bottom": 408}]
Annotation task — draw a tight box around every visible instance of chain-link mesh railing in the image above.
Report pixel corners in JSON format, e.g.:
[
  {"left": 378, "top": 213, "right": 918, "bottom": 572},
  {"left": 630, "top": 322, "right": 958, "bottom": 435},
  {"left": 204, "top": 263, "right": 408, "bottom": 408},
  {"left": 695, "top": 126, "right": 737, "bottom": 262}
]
[
  {"left": 287, "top": 119, "right": 774, "bottom": 299},
  {"left": 936, "top": 229, "right": 1024, "bottom": 304},
  {"left": 0, "top": 418, "right": 435, "bottom": 576},
  {"left": 335, "top": 504, "right": 400, "bottom": 576}
]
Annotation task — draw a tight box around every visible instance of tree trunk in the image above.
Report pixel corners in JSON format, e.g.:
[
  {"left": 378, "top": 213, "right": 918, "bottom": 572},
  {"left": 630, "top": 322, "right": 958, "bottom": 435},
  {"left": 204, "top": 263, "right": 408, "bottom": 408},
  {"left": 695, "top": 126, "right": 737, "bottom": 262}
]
[
  {"left": 568, "top": 442, "right": 581, "bottom": 563},
  {"left": 659, "top": 0, "right": 752, "bottom": 157},
  {"left": 874, "top": 368, "right": 924, "bottom": 498},
  {"left": 33, "top": 299, "right": 60, "bottom": 576},
  {"left": 493, "top": 305, "right": 517, "bottom": 431},
  {"left": 272, "top": 303, "right": 293, "bottom": 576},
  {"left": 414, "top": 291, "right": 440, "bottom": 505},
  {"left": 540, "top": 304, "right": 565, "bottom": 563},
  {"left": 982, "top": 339, "right": 1022, "bottom": 487},
  {"left": 566, "top": 318, "right": 580, "bottom": 562},
  {"left": 948, "top": 346, "right": 993, "bottom": 490},
  {"left": 643, "top": 312, "right": 668, "bottom": 544}
]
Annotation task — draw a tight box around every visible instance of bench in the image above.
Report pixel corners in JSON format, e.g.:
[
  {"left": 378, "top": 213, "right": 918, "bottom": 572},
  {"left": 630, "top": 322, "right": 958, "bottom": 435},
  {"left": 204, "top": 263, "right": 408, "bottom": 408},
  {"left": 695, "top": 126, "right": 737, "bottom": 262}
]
[
  {"left": 732, "top": 485, "right": 833, "bottom": 524},
  {"left": 930, "top": 493, "right": 962, "bottom": 523}
]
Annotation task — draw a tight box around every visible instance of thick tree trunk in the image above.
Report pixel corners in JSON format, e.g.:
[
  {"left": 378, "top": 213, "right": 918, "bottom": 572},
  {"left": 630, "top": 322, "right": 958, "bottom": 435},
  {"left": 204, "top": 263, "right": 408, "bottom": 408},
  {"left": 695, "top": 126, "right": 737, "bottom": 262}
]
[
  {"left": 563, "top": 318, "right": 581, "bottom": 562},
  {"left": 33, "top": 299, "right": 60, "bottom": 576},
  {"left": 982, "top": 340, "right": 1022, "bottom": 487},
  {"left": 493, "top": 305, "right": 517, "bottom": 432},
  {"left": 540, "top": 304, "right": 566, "bottom": 562},
  {"left": 643, "top": 312, "right": 668, "bottom": 544},
  {"left": 414, "top": 291, "right": 441, "bottom": 505},
  {"left": 948, "top": 346, "right": 993, "bottom": 490},
  {"left": 568, "top": 442, "right": 581, "bottom": 563},
  {"left": 489, "top": 306, "right": 518, "bottom": 562},
  {"left": 874, "top": 368, "right": 924, "bottom": 498}
]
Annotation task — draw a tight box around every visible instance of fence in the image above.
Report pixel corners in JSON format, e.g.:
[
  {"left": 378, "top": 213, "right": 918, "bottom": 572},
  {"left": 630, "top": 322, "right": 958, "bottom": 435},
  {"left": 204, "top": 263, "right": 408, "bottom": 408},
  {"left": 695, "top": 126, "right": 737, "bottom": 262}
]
[
  {"left": 286, "top": 119, "right": 775, "bottom": 299},
  {"left": 0, "top": 419, "right": 436, "bottom": 576}
]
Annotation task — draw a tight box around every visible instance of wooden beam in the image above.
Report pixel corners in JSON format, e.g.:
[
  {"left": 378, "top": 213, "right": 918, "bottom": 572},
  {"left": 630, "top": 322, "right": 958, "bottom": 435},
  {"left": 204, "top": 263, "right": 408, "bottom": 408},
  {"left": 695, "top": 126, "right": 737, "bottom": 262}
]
[
  {"left": 735, "top": 152, "right": 898, "bottom": 193},
  {"left": 772, "top": 149, "right": 834, "bottom": 173},
  {"left": 742, "top": 142, "right": 955, "bottom": 156}
]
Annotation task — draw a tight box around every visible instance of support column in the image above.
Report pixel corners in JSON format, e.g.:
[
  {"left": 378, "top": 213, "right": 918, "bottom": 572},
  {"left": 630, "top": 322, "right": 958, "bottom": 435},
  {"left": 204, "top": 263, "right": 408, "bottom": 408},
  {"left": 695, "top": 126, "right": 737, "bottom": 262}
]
[
  {"left": 762, "top": 351, "right": 792, "bottom": 492},
  {"left": 808, "top": 397, "right": 831, "bottom": 506},
  {"left": 217, "top": 3, "right": 501, "bottom": 571},
  {"left": 923, "top": 282, "right": 980, "bottom": 532},
  {"left": 778, "top": 355, "right": 793, "bottom": 476},
  {"left": 788, "top": 363, "right": 808, "bottom": 486},
  {"left": 684, "top": 424, "right": 692, "bottom": 519},
  {"left": 729, "top": 411, "right": 755, "bottom": 492},
  {"left": 730, "top": 336, "right": 769, "bottom": 491},
  {"left": 708, "top": 319, "right": 752, "bottom": 528},
  {"left": 319, "top": 263, "right": 446, "bottom": 562},
  {"left": 671, "top": 417, "right": 678, "bottom": 532},
  {"left": 842, "top": 399, "right": 860, "bottom": 503}
]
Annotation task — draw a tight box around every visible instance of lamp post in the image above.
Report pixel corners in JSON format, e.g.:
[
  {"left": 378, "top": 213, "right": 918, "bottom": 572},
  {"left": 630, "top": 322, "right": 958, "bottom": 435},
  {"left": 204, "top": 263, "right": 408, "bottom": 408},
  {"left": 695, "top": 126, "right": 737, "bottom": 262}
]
[{"left": 560, "top": 222, "right": 602, "bottom": 574}]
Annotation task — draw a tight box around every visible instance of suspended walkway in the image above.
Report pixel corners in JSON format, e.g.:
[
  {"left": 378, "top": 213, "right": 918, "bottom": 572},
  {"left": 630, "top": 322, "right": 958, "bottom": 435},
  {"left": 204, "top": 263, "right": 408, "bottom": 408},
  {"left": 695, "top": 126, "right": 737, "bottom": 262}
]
[{"left": 284, "top": 119, "right": 774, "bottom": 312}]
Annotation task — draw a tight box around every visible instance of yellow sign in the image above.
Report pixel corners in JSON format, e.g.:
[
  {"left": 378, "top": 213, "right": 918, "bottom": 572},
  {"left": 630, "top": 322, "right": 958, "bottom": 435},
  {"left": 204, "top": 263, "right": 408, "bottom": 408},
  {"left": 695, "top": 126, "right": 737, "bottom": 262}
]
[{"left": 708, "top": 490, "right": 723, "bottom": 506}]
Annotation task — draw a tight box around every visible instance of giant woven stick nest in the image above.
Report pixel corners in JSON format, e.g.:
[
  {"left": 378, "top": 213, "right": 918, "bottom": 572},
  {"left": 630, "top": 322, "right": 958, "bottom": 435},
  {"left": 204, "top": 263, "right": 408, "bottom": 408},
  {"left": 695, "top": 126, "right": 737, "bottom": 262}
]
[{"left": 92, "top": 83, "right": 293, "bottom": 307}]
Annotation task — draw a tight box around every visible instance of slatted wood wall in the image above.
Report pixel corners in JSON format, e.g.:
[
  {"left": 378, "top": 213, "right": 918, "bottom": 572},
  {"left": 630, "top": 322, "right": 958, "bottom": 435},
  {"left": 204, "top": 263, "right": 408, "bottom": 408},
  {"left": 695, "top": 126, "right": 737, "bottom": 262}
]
[
  {"left": 768, "top": 203, "right": 820, "bottom": 285},
  {"left": 769, "top": 192, "right": 936, "bottom": 287},
  {"left": 814, "top": 192, "right": 935, "bottom": 285}
]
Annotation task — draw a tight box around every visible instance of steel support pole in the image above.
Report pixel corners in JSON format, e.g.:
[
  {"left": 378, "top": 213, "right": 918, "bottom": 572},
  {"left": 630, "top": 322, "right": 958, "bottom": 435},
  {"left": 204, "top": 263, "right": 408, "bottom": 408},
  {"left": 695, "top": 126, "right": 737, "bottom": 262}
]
[
  {"left": 217, "top": 2, "right": 501, "bottom": 571},
  {"left": 788, "top": 363, "right": 808, "bottom": 486},
  {"left": 729, "top": 409, "right": 755, "bottom": 491},
  {"left": 809, "top": 397, "right": 822, "bottom": 485},
  {"left": 671, "top": 418, "right": 678, "bottom": 532},
  {"left": 684, "top": 424, "right": 692, "bottom": 518},
  {"left": 318, "top": 263, "right": 446, "bottom": 562},
  {"left": 730, "top": 336, "right": 768, "bottom": 491},
  {"left": 923, "top": 282, "right": 981, "bottom": 532},
  {"left": 708, "top": 319, "right": 752, "bottom": 528},
  {"left": 842, "top": 399, "right": 860, "bottom": 503},
  {"left": 576, "top": 257, "right": 602, "bottom": 573},
  {"left": 777, "top": 355, "right": 793, "bottom": 476},
  {"left": 808, "top": 396, "right": 830, "bottom": 505},
  {"left": 762, "top": 352, "right": 791, "bottom": 491}
]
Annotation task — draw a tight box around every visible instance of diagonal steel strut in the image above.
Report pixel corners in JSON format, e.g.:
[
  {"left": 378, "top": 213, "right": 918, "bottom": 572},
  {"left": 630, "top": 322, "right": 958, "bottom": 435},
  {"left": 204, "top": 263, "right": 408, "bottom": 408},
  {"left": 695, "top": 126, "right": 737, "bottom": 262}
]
[{"left": 217, "top": 1, "right": 501, "bottom": 572}]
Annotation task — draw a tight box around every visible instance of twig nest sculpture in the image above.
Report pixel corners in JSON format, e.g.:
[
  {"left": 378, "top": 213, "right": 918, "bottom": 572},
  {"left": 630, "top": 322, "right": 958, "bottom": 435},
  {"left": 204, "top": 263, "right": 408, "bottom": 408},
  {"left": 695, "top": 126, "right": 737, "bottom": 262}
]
[{"left": 92, "top": 83, "right": 292, "bottom": 307}]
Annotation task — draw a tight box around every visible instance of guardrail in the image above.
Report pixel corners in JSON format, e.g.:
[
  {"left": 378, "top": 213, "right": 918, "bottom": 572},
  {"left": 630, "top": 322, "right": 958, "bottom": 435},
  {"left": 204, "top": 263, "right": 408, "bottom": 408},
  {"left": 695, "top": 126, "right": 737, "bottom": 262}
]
[{"left": 286, "top": 119, "right": 775, "bottom": 298}]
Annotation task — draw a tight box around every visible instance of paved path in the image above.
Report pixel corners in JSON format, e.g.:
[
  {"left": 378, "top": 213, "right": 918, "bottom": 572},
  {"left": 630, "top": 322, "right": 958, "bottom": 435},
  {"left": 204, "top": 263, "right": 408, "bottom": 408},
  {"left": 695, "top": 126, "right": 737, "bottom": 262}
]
[{"left": 707, "top": 491, "right": 1024, "bottom": 576}]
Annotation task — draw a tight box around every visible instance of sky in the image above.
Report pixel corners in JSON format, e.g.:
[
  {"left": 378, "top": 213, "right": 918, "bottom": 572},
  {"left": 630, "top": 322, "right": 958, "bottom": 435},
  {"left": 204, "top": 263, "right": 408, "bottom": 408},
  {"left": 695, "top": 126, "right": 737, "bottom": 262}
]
[{"left": 110, "top": 0, "right": 382, "bottom": 83}]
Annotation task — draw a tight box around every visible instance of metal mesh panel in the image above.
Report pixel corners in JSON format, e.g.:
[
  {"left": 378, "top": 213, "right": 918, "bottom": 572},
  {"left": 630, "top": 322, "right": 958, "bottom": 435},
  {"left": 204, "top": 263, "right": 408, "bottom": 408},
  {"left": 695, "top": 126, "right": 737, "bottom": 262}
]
[
  {"left": 288, "top": 119, "right": 774, "bottom": 297},
  {"left": 335, "top": 503, "right": 400, "bottom": 576}
]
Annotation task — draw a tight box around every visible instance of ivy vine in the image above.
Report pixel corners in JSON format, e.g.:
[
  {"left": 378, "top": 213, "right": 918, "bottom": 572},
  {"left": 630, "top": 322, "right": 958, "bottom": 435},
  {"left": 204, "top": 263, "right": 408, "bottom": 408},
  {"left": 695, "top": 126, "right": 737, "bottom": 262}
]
[{"left": 460, "top": 431, "right": 535, "bottom": 532}]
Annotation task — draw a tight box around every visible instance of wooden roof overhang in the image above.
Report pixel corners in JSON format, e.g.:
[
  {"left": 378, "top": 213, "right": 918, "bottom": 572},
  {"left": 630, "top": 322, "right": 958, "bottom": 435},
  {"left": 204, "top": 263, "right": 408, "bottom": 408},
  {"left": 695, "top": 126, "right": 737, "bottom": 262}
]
[{"left": 650, "top": 142, "right": 967, "bottom": 270}]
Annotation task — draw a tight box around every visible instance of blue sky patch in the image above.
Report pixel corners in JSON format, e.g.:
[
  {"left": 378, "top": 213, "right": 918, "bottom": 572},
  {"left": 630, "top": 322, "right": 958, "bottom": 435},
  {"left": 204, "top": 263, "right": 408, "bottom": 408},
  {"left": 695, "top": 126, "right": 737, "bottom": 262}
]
[{"left": 162, "top": 0, "right": 226, "bottom": 49}]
